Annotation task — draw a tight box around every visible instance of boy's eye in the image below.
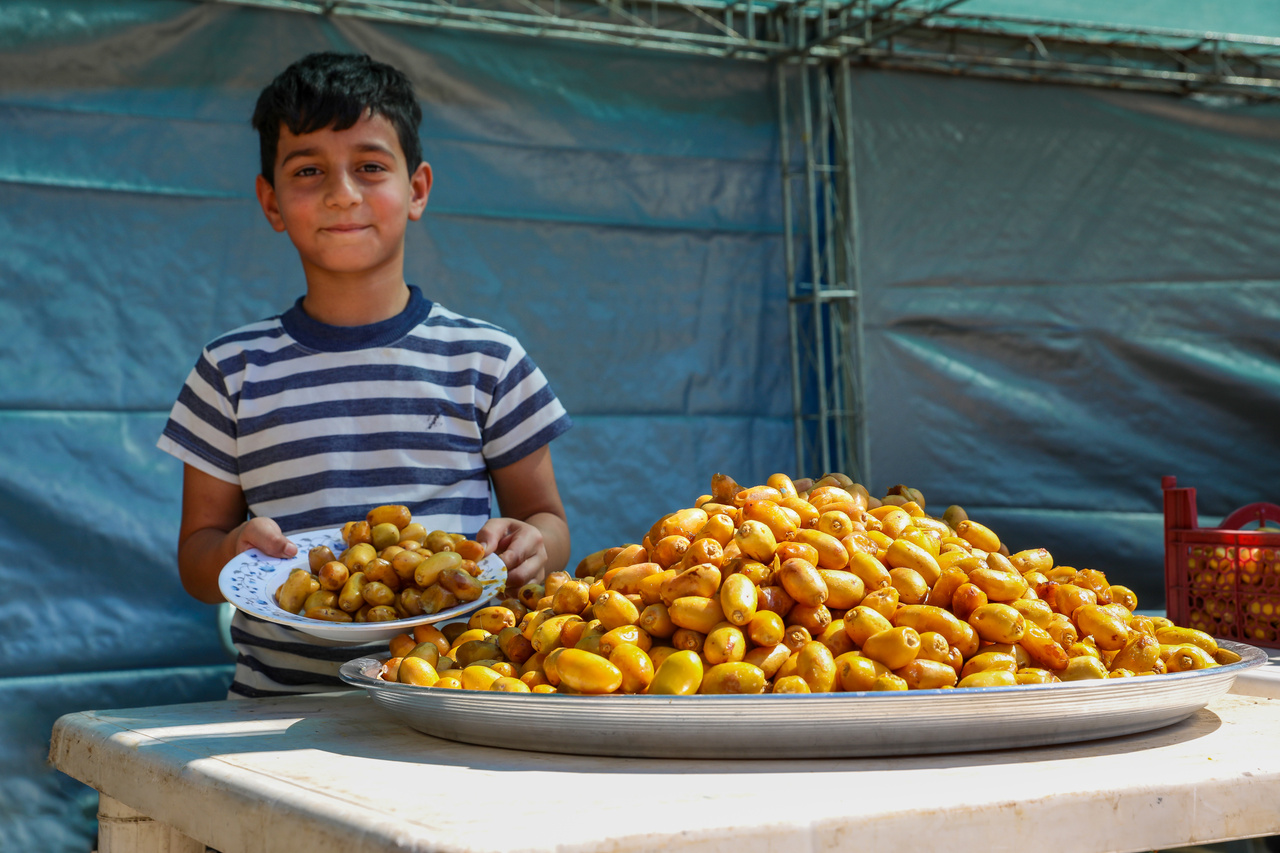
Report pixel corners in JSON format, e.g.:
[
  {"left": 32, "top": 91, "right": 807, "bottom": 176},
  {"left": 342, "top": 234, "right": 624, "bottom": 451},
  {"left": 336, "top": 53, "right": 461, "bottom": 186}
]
[
  {"left": 294, "top": 166, "right": 320, "bottom": 177},
  {"left": 358, "top": 163, "right": 388, "bottom": 173}
]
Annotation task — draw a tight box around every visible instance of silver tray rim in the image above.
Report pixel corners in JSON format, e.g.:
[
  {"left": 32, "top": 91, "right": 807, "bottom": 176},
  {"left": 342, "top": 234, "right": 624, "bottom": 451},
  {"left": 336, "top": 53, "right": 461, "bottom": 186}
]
[{"left": 338, "top": 639, "right": 1267, "bottom": 758}]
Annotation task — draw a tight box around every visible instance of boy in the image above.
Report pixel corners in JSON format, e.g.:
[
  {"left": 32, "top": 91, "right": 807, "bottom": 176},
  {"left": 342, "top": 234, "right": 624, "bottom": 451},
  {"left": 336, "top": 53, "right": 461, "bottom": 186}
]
[{"left": 157, "top": 52, "right": 572, "bottom": 698}]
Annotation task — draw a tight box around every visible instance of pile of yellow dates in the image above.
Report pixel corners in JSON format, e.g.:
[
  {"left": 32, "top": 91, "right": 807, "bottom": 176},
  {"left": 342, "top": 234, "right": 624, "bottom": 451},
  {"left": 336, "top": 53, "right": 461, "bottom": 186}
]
[
  {"left": 379, "top": 474, "right": 1242, "bottom": 693},
  {"left": 275, "top": 505, "right": 489, "bottom": 624}
]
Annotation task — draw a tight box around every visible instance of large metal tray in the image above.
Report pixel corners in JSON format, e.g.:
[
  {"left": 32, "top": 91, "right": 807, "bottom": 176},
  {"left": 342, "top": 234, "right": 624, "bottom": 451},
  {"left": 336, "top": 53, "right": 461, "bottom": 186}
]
[{"left": 338, "top": 639, "right": 1266, "bottom": 758}]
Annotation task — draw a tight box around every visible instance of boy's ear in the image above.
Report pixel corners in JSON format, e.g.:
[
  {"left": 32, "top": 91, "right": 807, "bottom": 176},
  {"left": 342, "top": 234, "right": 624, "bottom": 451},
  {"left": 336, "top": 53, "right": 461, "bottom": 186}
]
[
  {"left": 255, "top": 174, "right": 288, "bottom": 233},
  {"left": 408, "top": 162, "right": 432, "bottom": 222}
]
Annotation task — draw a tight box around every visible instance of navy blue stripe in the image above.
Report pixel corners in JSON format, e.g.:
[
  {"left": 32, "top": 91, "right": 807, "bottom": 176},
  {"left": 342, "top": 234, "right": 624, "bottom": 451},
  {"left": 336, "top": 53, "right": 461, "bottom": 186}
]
[
  {"left": 175, "top": 383, "right": 236, "bottom": 438},
  {"left": 231, "top": 620, "right": 382, "bottom": 658},
  {"left": 226, "top": 334, "right": 512, "bottom": 372},
  {"left": 485, "top": 385, "right": 558, "bottom": 445},
  {"left": 399, "top": 333, "right": 510, "bottom": 361},
  {"left": 239, "top": 363, "right": 498, "bottom": 401},
  {"left": 161, "top": 420, "right": 239, "bottom": 475},
  {"left": 273, "top": 495, "right": 491, "bottom": 535},
  {"left": 211, "top": 349, "right": 249, "bottom": 382},
  {"left": 487, "top": 414, "right": 574, "bottom": 470},
  {"left": 484, "top": 358, "right": 537, "bottom": 433},
  {"left": 220, "top": 342, "right": 312, "bottom": 372},
  {"left": 244, "top": 465, "right": 489, "bottom": 505},
  {"left": 209, "top": 322, "right": 285, "bottom": 350},
  {"left": 194, "top": 352, "right": 235, "bottom": 399},
  {"left": 239, "top": 396, "right": 479, "bottom": 437},
  {"left": 239, "top": 431, "right": 483, "bottom": 473},
  {"left": 424, "top": 313, "right": 505, "bottom": 333},
  {"left": 490, "top": 355, "right": 536, "bottom": 404},
  {"left": 233, "top": 653, "right": 347, "bottom": 688}
]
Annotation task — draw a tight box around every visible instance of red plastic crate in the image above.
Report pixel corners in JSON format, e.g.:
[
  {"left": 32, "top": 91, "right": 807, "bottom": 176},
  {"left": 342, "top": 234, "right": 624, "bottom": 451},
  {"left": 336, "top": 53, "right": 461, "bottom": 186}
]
[{"left": 1163, "top": 475, "right": 1280, "bottom": 649}]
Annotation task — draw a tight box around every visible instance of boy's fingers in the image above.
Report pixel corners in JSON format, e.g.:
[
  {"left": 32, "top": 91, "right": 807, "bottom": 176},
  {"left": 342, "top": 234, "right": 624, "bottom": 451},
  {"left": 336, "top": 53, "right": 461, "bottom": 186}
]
[
  {"left": 504, "top": 548, "right": 547, "bottom": 588},
  {"left": 241, "top": 520, "right": 297, "bottom": 559},
  {"left": 257, "top": 535, "right": 296, "bottom": 559},
  {"left": 474, "top": 519, "right": 509, "bottom": 551},
  {"left": 478, "top": 519, "right": 529, "bottom": 563},
  {"left": 477, "top": 520, "right": 547, "bottom": 583},
  {"left": 506, "top": 563, "right": 538, "bottom": 589},
  {"left": 495, "top": 540, "right": 523, "bottom": 570},
  {"left": 505, "top": 526, "right": 544, "bottom": 564}
]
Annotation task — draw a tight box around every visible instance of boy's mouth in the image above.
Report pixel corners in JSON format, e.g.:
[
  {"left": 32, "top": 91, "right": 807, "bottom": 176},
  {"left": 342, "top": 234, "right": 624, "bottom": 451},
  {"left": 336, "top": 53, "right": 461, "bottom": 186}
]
[{"left": 324, "top": 224, "right": 370, "bottom": 233}]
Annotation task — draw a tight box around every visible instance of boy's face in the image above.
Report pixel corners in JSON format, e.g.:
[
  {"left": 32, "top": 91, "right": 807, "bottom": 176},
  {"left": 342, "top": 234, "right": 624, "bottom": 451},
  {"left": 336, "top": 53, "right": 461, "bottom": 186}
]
[{"left": 255, "top": 112, "right": 431, "bottom": 284}]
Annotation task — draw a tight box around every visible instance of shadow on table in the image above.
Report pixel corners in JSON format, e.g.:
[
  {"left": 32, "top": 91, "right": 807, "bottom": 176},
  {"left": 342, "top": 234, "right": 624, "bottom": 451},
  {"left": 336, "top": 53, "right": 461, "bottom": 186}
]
[{"left": 309, "top": 705, "right": 1224, "bottom": 775}]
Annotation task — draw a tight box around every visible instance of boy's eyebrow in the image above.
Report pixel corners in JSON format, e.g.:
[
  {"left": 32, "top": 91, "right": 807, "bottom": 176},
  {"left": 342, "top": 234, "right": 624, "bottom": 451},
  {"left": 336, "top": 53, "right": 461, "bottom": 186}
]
[{"left": 279, "top": 142, "right": 398, "bottom": 167}]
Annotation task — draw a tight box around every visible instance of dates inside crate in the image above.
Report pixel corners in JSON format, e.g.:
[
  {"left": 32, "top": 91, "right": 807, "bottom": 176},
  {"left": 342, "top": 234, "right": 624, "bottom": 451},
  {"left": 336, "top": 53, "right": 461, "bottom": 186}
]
[{"left": 1164, "top": 476, "right": 1280, "bottom": 649}]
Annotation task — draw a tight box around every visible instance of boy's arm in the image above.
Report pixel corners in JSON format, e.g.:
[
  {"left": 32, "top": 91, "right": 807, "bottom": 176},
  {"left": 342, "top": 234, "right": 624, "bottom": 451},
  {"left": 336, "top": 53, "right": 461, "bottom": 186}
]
[
  {"left": 479, "top": 445, "right": 570, "bottom": 589},
  {"left": 177, "top": 464, "right": 298, "bottom": 604}
]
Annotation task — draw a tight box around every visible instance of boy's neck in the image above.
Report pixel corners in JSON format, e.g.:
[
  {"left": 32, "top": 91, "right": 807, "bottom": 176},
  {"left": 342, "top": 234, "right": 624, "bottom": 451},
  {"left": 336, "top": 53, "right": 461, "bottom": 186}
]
[{"left": 299, "top": 271, "right": 412, "bottom": 327}]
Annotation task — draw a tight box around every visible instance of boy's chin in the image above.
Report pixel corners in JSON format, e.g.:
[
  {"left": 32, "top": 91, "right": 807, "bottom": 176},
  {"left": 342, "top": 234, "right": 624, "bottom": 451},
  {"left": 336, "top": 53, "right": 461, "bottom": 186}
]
[{"left": 300, "top": 250, "right": 401, "bottom": 278}]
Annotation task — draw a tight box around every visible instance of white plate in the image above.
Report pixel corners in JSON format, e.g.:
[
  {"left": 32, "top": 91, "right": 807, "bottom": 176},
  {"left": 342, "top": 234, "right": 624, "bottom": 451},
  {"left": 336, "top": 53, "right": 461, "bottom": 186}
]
[
  {"left": 339, "top": 641, "right": 1267, "bottom": 758},
  {"left": 218, "top": 527, "right": 507, "bottom": 642}
]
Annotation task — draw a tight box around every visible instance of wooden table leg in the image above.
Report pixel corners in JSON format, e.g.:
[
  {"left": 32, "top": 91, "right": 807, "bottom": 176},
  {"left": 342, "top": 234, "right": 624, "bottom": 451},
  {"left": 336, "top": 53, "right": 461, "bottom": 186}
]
[{"left": 97, "top": 794, "right": 205, "bottom": 853}]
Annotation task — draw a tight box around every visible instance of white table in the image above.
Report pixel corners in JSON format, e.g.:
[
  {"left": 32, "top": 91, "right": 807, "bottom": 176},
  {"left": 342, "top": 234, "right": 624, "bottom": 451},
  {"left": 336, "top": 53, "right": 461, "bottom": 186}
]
[
  {"left": 50, "top": 688, "right": 1280, "bottom": 853},
  {"left": 1232, "top": 649, "right": 1280, "bottom": 699}
]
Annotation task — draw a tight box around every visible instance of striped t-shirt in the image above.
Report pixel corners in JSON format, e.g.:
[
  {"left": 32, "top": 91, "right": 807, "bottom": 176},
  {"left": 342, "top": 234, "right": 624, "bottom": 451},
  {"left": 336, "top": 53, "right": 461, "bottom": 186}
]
[{"left": 157, "top": 285, "right": 572, "bottom": 698}]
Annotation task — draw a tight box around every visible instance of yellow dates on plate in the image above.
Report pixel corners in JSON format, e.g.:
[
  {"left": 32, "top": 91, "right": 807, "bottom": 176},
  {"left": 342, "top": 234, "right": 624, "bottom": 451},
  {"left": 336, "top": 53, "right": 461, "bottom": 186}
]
[{"left": 275, "top": 504, "right": 493, "bottom": 627}]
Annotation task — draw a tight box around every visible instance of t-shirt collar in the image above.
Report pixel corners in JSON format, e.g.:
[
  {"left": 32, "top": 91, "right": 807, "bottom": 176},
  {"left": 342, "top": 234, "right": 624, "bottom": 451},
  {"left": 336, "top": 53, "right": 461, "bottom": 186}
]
[{"left": 281, "top": 285, "right": 433, "bottom": 352}]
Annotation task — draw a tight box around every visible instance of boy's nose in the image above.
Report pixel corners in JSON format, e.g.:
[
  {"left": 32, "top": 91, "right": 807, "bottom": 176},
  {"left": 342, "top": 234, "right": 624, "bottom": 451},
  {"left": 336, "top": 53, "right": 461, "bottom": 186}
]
[{"left": 325, "top": 172, "right": 361, "bottom": 207}]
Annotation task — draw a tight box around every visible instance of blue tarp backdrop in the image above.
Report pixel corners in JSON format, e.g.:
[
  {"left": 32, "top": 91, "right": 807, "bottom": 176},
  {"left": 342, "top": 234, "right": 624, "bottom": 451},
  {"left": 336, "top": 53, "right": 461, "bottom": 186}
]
[{"left": 1, "top": 2, "right": 1278, "bottom": 851}]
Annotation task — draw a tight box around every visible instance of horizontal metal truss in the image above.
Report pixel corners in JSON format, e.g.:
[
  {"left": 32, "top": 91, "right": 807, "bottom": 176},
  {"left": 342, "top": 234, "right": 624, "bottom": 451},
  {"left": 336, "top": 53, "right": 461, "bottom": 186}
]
[
  {"left": 206, "top": 0, "right": 785, "bottom": 60},
  {"left": 821, "top": 4, "right": 1280, "bottom": 102},
  {"left": 208, "top": 0, "right": 1280, "bottom": 100}
]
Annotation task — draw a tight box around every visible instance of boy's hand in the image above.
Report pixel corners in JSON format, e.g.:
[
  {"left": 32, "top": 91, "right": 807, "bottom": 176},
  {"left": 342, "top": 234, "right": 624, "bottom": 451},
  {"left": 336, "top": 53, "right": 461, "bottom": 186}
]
[
  {"left": 179, "top": 465, "right": 302, "bottom": 604},
  {"left": 235, "top": 517, "right": 298, "bottom": 560},
  {"left": 481, "top": 446, "right": 570, "bottom": 589},
  {"left": 476, "top": 517, "right": 548, "bottom": 589}
]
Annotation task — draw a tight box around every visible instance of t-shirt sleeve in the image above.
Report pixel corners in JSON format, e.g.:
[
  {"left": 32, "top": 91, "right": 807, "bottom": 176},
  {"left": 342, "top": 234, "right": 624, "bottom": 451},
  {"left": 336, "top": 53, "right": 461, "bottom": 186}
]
[
  {"left": 155, "top": 349, "right": 242, "bottom": 485},
  {"left": 481, "top": 339, "right": 572, "bottom": 470}
]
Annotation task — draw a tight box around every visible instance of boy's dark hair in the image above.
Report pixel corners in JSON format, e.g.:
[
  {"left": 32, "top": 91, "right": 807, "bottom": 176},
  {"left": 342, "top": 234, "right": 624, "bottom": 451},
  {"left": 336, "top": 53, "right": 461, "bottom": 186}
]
[{"left": 251, "top": 52, "right": 423, "bottom": 184}]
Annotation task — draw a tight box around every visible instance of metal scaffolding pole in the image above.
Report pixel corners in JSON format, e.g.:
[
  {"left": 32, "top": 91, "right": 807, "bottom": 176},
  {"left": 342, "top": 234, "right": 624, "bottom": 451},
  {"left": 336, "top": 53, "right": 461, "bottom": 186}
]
[
  {"left": 778, "top": 53, "right": 862, "bottom": 482},
  {"left": 776, "top": 52, "right": 806, "bottom": 481},
  {"left": 837, "top": 56, "right": 870, "bottom": 488}
]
